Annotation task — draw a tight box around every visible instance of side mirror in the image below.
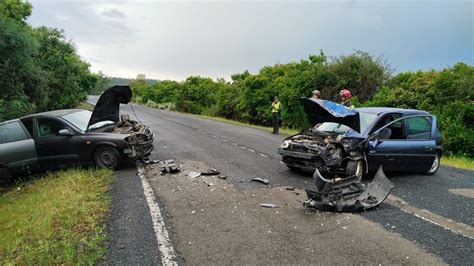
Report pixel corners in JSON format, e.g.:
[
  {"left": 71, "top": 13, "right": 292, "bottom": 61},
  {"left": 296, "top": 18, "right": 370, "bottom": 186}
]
[{"left": 58, "top": 129, "right": 73, "bottom": 136}]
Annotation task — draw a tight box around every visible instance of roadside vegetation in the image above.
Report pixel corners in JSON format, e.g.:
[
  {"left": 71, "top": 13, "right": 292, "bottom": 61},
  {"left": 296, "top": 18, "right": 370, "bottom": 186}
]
[
  {"left": 120, "top": 54, "right": 472, "bottom": 160},
  {"left": 0, "top": 168, "right": 114, "bottom": 264},
  {"left": 0, "top": 0, "right": 97, "bottom": 122}
]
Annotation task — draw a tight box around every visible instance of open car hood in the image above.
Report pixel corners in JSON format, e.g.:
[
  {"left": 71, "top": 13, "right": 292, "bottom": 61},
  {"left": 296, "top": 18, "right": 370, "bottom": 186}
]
[
  {"left": 301, "top": 98, "right": 360, "bottom": 131},
  {"left": 87, "top": 85, "right": 132, "bottom": 130}
]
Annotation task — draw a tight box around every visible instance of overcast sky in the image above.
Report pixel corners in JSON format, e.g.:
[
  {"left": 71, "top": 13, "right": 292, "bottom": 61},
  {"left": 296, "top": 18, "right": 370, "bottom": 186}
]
[{"left": 28, "top": 0, "right": 473, "bottom": 81}]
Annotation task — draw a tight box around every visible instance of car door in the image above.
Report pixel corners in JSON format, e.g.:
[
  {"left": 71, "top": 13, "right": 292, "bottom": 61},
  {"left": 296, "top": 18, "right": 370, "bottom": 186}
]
[
  {"left": 368, "top": 115, "right": 436, "bottom": 173},
  {"left": 367, "top": 113, "right": 404, "bottom": 172},
  {"left": 0, "top": 121, "right": 38, "bottom": 175},
  {"left": 34, "top": 117, "right": 80, "bottom": 169}
]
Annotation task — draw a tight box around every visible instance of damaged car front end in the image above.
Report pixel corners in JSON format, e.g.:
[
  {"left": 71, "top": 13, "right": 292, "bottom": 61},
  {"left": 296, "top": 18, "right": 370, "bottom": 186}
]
[
  {"left": 86, "top": 85, "right": 154, "bottom": 161},
  {"left": 278, "top": 98, "right": 393, "bottom": 211}
]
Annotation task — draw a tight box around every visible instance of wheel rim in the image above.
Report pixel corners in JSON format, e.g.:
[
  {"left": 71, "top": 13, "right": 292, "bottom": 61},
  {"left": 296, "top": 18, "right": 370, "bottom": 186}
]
[
  {"left": 428, "top": 155, "right": 439, "bottom": 173},
  {"left": 99, "top": 150, "right": 115, "bottom": 168}
]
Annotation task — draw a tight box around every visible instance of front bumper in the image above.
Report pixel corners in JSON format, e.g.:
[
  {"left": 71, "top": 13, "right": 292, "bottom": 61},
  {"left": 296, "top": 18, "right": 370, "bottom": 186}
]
[{"left": 278, "top": 149, "right": 318, "bottom": 160}]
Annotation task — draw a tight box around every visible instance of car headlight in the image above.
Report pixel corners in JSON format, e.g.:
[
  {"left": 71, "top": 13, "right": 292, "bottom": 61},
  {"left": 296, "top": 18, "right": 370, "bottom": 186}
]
[{"left": 280, "top": 140, "right": 291, "bottom": 149}]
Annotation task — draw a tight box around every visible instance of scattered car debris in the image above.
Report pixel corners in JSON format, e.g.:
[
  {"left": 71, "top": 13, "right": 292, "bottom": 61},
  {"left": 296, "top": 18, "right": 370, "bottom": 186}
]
[
  {"left": 304, "top": 166, "right": 394, "bottom": 211},
  {"left": 189, "top": 172, "right": 201, "bottom": 178},
  {"left": 285, "top": 186, "right": 295, "bottom": 190},
  {"left": 201, "top": 168, "right": 221, "bottom": 176},
  {"left": 218, "top": 175, "right": 227, "bottom": 180},
  {"left": 260, "top": 203, "right": 279, "bottom": 208},
  {"left": 251, "top": 178, "right": 270, "bottom": 185},
  {"left": 159, "top": 159, "right": 181, "bottom": 173}
]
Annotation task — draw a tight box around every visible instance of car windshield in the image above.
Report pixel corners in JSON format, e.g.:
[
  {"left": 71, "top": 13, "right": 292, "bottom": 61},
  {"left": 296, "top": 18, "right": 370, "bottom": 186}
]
[
  {"left": 62, "top": 110, "right": 92, "bottom": 132},
  {"left": 61, "top": 110, "right": 115, "bottom": 132},
  {"left": 315, "top": 111, "right": 378, "bottom": 135}
]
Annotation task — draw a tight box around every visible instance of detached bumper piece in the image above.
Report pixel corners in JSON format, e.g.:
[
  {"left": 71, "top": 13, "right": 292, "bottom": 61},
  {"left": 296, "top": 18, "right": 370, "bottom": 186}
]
[{"left": 304, "top": 166, "right": 394, "bottom": 212}]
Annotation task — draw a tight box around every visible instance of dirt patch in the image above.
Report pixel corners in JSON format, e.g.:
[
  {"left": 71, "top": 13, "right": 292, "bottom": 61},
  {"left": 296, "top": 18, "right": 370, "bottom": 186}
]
[{"left": 145, "top": 160, "right": 445, "bottom": 265}]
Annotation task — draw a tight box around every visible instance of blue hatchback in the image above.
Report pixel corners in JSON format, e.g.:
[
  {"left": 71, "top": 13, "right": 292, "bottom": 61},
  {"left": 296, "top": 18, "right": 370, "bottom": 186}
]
[{"left": 278, "top": 98, "right": 443, "bottom": 177}]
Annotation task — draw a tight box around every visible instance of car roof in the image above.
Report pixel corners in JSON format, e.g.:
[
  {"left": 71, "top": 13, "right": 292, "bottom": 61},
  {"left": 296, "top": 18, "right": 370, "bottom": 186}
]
[
  {"left": 356, "top": 107, "right": 430, "bottom": 115},
  {"left": 20, "top": 109, "right": 86, "bottom": 119}
]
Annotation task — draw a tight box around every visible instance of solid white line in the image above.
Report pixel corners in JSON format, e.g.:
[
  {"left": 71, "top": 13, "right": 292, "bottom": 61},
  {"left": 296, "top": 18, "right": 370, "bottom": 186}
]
[{"left": 137, "top": 167, "right": 178, "bottom": 265}]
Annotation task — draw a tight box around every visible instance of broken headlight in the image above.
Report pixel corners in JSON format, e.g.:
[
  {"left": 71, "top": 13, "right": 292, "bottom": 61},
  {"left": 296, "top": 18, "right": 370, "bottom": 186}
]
[{"left": 281, "top": 140, "right": 291, "bottom": 149}]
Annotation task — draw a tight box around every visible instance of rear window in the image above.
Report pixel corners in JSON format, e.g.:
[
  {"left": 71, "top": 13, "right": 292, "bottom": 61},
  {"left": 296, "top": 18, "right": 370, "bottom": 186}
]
[{"left": 0, "top": 122, "right": 28, "bottom": 144}]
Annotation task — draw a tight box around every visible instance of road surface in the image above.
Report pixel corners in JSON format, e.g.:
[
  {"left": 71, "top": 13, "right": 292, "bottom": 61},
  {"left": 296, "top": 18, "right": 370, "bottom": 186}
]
[{"left": 88, "top": 97, "right": 473, "bottom": 265}]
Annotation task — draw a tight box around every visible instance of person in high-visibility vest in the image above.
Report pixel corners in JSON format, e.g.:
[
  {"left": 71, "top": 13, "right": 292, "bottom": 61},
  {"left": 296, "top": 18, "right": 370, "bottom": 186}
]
[{"left": 270, "top": 96, "right": 282, "bottom": 134}]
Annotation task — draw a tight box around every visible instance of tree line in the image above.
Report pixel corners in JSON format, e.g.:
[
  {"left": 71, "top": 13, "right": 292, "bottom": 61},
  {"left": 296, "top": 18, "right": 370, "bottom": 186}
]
[
  {"left": 130, "top": 54, "right": 472, "bottom": 158},
  {"left": 0, "top": 0, "right": 96, "bottom": 121}
]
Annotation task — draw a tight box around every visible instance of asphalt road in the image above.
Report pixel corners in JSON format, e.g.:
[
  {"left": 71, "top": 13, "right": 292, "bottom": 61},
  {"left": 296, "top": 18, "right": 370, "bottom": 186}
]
[{"left": 89, "top": 97, "right": 473, "bottom": 265}]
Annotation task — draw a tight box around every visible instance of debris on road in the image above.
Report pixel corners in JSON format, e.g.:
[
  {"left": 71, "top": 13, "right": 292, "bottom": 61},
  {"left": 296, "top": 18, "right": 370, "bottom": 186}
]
[
  {"left": 304, "top": 166, "right": 394, "bottom": 212},
  {"left": 285, "top": 186, "right": 295, "bottom": 191},
  {"left": 218, "top": 175, "right": 227, "bottom": 180},
  {"left": 201, "top": 168, "right": 221, "bottom": 176},
  {"left": 251, "top": 178, "right": 270, "bottom": 185},
  {"left": 260, "top": 203, "right": 279, "bottom": 208},
  {"left": 189, "top": 172, "right": 201, "bottom": 178}
]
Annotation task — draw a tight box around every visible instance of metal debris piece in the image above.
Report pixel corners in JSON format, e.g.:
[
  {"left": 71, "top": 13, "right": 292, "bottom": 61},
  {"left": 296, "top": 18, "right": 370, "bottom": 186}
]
[
  {"left": 286, "top": 186, "right": 295, "bottom": 190},
  {"left": 218, "top": 175, "right": 227, "bottom": 180},
  {"left": 189, "top": 172, "right": 201, "bottom": 178},
  {"left": 304, "top": 166, "right": 394, "bottom": 212},
  {"left": 251, "top": 178, "right": 270, "bottom": 185},
  {"left": 201, "top": 169, "right": 221, "bottom": 176},
  {"left": 260, "top": 203, "right": 279, "bottom": 208}
]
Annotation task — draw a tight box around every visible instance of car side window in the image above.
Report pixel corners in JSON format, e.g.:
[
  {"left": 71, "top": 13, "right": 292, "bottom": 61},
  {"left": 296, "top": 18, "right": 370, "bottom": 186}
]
[
  {"left": 21, "top": 119, "right": 34, "bottom": 137},
  {"left": 37, "top": 118, "right": 68, "bottom": 138},
  {"left": 371, "top": 113, "right": 404, "bottom": 139},
  {"left": 0, "top": 122, "right": 29, "bottom": 144},
  {"left": 406, "top": 116, "right": 432, "bottom": 139}
]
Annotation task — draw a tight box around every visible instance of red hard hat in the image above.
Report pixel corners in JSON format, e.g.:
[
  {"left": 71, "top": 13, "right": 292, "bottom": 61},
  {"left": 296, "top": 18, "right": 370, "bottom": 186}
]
[{"left": 340, "top": 89, "right": 351, "bottom": 98}]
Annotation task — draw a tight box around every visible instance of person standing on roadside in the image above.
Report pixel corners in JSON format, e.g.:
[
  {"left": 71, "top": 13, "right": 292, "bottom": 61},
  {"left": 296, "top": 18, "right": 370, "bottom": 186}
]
[
  {"left": 340, "top": 89, "right": 355, "bottom": 108},
  {"left": 312, "top": 89, "right": 321, "bottom": 99},
  {"left": 270, "top": 96, "right": 282, "bottom": 134}
]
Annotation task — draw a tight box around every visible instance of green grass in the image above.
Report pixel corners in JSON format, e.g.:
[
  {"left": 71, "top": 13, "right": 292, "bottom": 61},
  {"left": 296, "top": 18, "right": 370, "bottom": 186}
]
[
  {"left": 194, "top": 114, "right": 300, "bottom": 136},
  {"left": 76, "top": 101, "right": 94, "bottom": 111},
  {"left": 0, "top": 168, "right": 114, "bottom": 264},
  {"left": 441, "top": 156, "right": 474, "bottom": 171}
]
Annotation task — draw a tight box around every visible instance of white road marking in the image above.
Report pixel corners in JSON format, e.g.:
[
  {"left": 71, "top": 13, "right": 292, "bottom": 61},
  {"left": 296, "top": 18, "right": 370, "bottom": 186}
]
[
  {"left": 279, "top": 161, "right": 284, "bottom": 164},
  {"left": 259, "top": 153, "right": 268, "bottom": 158},
  {"left": 247, "top": 148, "right": 255, "bottom": 153},
  {"left": 386, "top": 195, "right": 474, "bottom": 240},
  {"left": 222, "top": 139, "right": 228, "bottom": 142},
  {"left": 137, "top": 167, "right": 178, "bottom": 265},
  {"left": 240, "top": 146, "right": 247, "bottom": 149},
  {"left": 232, "top": 143, "right": 238, "bottom": 146}
]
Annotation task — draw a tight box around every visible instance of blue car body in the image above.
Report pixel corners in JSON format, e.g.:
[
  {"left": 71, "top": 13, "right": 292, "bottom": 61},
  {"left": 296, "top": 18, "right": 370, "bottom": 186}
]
[{"left": 278, "top": 98, "right": 443, "bottom": 175}]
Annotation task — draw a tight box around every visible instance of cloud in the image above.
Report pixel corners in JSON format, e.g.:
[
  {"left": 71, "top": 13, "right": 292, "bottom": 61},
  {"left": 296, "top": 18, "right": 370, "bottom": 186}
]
[
  {"left": 102, "top": 8, "right": 125, "bottom": 19},
  {"left": 27, "top": 1, "right": 473, "bottom": 80}
]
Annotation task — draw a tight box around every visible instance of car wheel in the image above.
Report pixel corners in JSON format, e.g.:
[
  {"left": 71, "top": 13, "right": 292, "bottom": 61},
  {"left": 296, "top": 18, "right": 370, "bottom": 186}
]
[
  {"left": 345, "top": 160, "right": 364, "bottom": 179},
  {"left": 93, "top": 146, "right": 120, "bottom": 170},
  {"left": 425, "top": 153, "right": 440, "bottom": 175}
]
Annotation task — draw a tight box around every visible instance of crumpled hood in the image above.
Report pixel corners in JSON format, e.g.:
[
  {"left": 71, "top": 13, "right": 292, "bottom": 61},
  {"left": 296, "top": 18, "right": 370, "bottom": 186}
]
[
  {"left": 301, "top": 98, "right": 360, "bottom": 132},
  {"left": 87, "top": 85, "right": 132, "bottom": 130}
]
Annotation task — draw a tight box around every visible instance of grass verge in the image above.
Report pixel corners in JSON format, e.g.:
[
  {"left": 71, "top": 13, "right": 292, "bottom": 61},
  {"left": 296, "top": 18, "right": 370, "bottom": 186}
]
[
  {"left": 442, "top": 156, "right": 474, "bottom": 171},
  {"left": 0, "top": 168, "right": 114, "bottom": 264},
  {"left": 194, "top": 114, "right": 300, "bottom": 136}
]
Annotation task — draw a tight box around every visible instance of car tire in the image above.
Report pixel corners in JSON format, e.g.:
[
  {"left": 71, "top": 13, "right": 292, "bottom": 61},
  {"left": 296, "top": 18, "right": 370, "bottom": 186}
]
[
  {"left": 425, "top": 153, "right": 440, "bottom": 175},
  {"left": 93, "top": 146, "right": 121, "bottom": 170}
]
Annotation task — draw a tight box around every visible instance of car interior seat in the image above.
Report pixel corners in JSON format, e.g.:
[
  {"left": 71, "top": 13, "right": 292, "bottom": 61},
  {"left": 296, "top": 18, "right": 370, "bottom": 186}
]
[
  {"left": 39, "top": 124, "right": 54, "bottom": 137},
  {"left": 379, "top": 127, "right": 392, "bottom": 139}
]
